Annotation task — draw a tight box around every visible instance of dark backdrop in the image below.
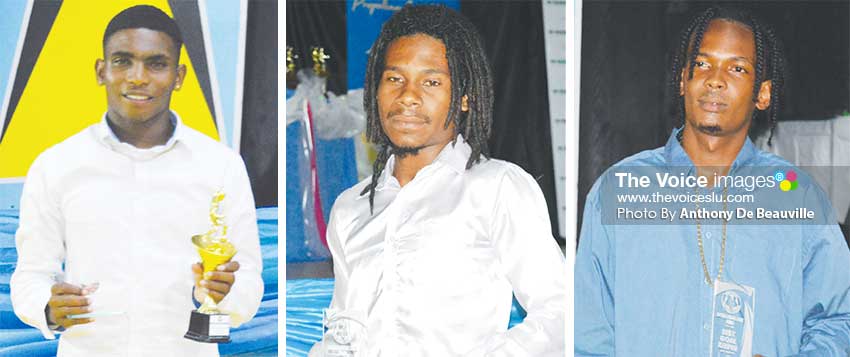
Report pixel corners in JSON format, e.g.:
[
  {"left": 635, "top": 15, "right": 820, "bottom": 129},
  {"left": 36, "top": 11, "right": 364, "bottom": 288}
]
[
  {"left": 286, "top": 1, "right": 348, "bottom": 95},
  {"left": 241, "top": 0, "right": 278, "bottom": 207},
  {"left": 286, "top": 0, "right": 562, "bottom": 242},
  {"left": 463, "top": 1, "right": 559, "bottom": 242},
  {"left": 578, "top": 0, "right": 850, "bottom": 242}
]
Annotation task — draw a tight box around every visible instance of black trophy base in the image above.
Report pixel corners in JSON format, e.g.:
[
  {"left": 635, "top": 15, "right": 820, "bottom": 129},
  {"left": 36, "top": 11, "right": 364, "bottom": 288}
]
[{"left": 184, "top": 310, "right": 231, "bottom": 343}]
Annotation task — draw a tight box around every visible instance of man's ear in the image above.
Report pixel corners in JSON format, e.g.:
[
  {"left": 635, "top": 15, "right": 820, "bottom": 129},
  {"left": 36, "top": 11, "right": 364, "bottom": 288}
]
[
  {"left": 95, "top": 59, "right": 105, "bottom": 85},
  {"left": 755, "top": 80, "right": 772, "bottom": 111},
  {"left": 679, "top": 68, "right": 686, "bottom": 96},
  {"left": 461, "top": 95, "right": 468, "bottom": 112},
  {"left": 174, "top": 64, "right": 187, "bottom": 91}
]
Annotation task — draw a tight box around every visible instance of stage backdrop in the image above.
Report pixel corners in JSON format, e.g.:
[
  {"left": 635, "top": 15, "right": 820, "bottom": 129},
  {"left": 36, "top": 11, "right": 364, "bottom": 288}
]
[{"left": 0, "top": 0, "right": 278, "bottom": 209}]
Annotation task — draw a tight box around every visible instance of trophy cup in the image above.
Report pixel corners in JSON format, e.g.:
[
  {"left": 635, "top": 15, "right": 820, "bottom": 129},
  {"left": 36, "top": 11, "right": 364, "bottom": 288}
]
[{"left": 185, "top": 190, "right": 237, "bottom": 343}]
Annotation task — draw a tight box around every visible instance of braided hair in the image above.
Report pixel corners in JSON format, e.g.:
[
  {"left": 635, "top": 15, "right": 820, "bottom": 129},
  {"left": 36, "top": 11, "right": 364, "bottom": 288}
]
[
  {"left": 360, "top": 4, "right": 494, "bottom": 213},
  {"left": 670, "top": 6, "right": 785, "bottom": 144}
]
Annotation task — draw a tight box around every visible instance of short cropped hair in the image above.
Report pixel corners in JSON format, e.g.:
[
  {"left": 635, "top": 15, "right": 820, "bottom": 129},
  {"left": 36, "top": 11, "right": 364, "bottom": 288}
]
[{"left": 103, "top": 5, "right": 183, "bottom": 56}]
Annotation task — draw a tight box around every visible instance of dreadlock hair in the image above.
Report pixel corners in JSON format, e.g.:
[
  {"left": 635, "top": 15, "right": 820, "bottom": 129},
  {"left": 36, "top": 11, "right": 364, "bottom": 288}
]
[
  {"left": 670, "top": 6, "right": 785, "bottom": 145},
  {"left": 360, "top": 4, "right": 494, "bottom": 213}
]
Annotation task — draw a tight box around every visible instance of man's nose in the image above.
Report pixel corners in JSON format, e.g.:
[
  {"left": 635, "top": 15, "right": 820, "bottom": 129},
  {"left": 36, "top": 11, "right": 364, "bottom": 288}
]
[
  {"left": 397, "top": 82, "right": 422, "bottom": 108},
  {"left": 126, "top": 63, "right": 149, "bottom": 86},
  {"left": 704, "top": 69, "right": 726, "bottom": 90}
]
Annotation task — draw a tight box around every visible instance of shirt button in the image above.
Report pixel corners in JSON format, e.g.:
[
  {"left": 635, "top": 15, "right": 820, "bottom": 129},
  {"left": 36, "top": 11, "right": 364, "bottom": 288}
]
[
  {"left": 703, "top": 323, "right": 710, "bottom": 331},
  {"left": 705, "top": 232, "right": 712, "bottom": 239}
]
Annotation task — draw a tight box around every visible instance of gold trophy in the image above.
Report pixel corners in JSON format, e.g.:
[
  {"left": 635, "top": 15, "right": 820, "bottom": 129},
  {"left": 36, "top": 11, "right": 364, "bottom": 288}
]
[
  {"left": 185, "top": 190, "right": 237, "bottom": 343},
  {"left": 286, "top": 46, "right": 299, "bottom": 89},
  {"left": 312, "top": 46, "right": 330, "bottom": 77}
]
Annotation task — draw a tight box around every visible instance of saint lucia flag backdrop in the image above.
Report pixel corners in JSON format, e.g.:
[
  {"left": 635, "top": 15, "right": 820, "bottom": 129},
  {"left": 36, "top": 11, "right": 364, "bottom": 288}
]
[{"left": 0, "top": 1, "right": 277, "bottom": 355}]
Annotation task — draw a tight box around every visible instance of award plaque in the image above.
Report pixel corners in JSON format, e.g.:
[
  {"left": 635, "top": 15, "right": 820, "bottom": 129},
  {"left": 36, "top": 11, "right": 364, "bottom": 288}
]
[
  {"left": 321, "top": 309, "right": 367, "bottom": 356},
  {"left": 185, "top": 190, "right": 237, "bottom": 343},
  {"left": 710, "top": 279, "right": 755, "bottom": 357}
]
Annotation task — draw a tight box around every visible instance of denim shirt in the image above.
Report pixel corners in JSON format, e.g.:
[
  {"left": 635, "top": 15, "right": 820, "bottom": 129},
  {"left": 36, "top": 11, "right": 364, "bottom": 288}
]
[{"left": 576, "top": 128, "right": 850, "bottom": 356}]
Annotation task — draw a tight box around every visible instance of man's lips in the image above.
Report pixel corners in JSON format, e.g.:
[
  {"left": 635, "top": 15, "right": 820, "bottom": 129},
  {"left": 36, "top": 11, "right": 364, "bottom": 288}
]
[
  {"left": 698, "top": 99, "right": 727, "bottom": 113},
  {"left": 122, "top": 93, "right": 154, "bottom": 102},
  {"left": 387, "top": 113, "right": 429, "bottom": 129}
]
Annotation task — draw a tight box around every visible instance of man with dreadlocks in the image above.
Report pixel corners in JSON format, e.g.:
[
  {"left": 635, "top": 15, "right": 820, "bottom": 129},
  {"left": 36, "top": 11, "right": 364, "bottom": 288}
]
[
  {"left": 309, "top": 4, "right": 566, "bottom": 357},
  {"left": 576, "top": 6, "right": 850, "bottom": 356}
]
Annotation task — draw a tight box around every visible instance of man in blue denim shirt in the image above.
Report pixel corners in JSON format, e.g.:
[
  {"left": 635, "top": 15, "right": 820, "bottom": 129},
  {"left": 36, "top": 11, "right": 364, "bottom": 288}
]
[{"left": 576, "top": 7, "right": 850, "bottom": 356}]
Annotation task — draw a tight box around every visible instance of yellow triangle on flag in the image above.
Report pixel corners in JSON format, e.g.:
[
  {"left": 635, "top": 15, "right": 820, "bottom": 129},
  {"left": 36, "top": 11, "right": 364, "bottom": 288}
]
[{"left": 0, "top": 0, "right": 218, "bottom": 178}]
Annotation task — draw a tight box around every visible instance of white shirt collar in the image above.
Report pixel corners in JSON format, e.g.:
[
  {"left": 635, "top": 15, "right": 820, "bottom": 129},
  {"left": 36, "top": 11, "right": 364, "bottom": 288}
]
[
  {"left": 372, "top": 134, "right": 473, "bottom": 193},
  {"left": 95, "top": 111, "right": 185, "bottom": 160}
]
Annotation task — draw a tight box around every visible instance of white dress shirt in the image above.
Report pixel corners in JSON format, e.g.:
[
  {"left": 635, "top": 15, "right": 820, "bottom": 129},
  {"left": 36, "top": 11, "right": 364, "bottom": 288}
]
[
  {"left": 312, "top": 135, "right": 566, "bottom": 356},
  {"left": 10, "top": 113, "right": 263, "bottom": 357}
]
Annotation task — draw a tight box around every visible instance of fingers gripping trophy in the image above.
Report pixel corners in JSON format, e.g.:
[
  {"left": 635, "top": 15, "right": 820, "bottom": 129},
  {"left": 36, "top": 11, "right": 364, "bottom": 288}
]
[{"left": 185, "top": 190, "right": 237, "bottom": 343}]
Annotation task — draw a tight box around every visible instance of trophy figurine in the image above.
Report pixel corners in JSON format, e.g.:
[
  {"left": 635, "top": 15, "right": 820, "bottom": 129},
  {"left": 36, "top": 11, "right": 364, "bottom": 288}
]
[
  {"left": 185, "top": 190, "right": 237, "bottom": 343},
  {"left": 311, "top": 46, "right": 330, "bottom": 77}
]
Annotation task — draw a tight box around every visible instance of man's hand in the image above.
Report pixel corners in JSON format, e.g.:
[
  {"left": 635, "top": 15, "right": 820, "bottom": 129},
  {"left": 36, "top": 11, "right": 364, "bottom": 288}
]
[
  {"left": 46, "top": 282, "right": 96, "bottom": 329},
  {"left": 192, "top": 261, "right": 240, "bottom": 303}
]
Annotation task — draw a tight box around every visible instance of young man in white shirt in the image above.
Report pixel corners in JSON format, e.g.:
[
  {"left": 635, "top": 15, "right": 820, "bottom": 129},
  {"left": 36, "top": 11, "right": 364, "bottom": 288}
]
[
  {"left": 310, "top": 5, "right": 566, "bottom": 356},
  {"left": 10, "top": 5, "right": 263, "bottom": 356}
]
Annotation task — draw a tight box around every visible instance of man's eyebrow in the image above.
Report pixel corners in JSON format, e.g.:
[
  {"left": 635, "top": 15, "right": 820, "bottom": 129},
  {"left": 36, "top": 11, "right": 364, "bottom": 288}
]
[
  {"left": 422, "top": 68, "right": 449, "bottom": 75},
  {"left": 109, "top": 51, "right": 134, "bottom": 58},
  {"left": 696, "top": 52, "right": 754, "bottom": 63},
  {"left": 383, "top": 65, "right": 448, "bottom": 75},
  {"left": 108, "top": 51, "right": 172, "bottom": 61},
  {"left": 145, "top": 54, "right": 171, "bottom": 62}
]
